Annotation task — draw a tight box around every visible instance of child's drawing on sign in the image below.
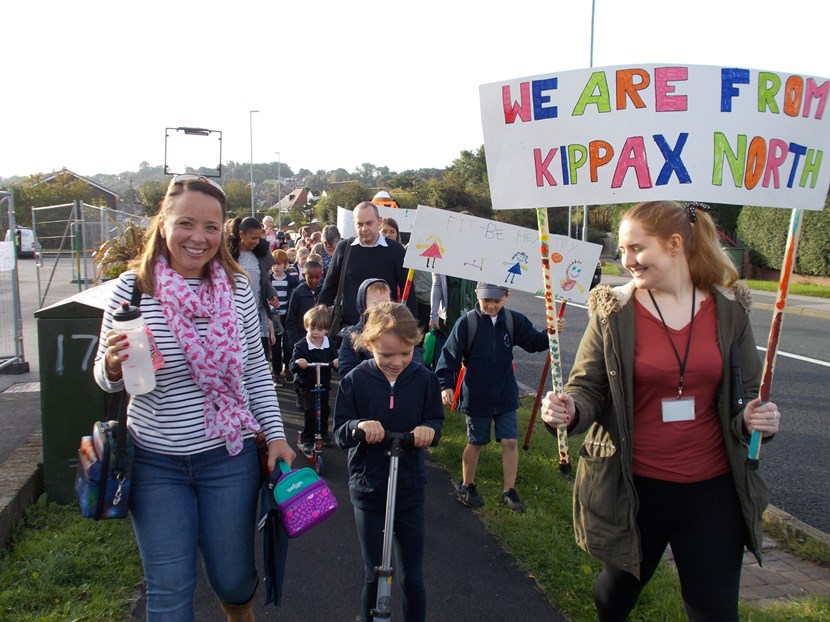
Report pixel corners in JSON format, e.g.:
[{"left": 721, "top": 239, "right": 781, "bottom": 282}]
[
  {"left": 503, "top": 251, "right": 529, "bottom": 284},
  {"left": 416, "top": 234, "right": 445, "bottom": 268},
  {"left": 464, "top": 257, "right": 485, "bottom": 271},
  {"left": 560, "top": 260, "right": 585, "bottom": 294}
]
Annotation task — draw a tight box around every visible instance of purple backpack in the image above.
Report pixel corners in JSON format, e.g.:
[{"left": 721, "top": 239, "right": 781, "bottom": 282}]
[{"left": 273, "top": 461, "right": 338, "bottom": 537}]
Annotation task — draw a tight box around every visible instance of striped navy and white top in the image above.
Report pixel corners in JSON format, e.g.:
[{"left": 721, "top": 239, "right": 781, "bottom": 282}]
[
  {"left": 93, "top": 270, "right": 285, "bottom": 455},
  {"left": 270, "top": 275, "right": 291, "bottom": 318}
]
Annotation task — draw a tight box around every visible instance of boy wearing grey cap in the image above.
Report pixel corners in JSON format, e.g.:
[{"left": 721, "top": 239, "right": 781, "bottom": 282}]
[{"left": 435, "top": 282, "right": 548, "bottom": 511}]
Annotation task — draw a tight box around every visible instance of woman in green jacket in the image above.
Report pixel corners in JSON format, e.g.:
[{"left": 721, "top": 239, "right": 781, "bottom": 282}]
[{"left": 542, "top": 200, "right": 781, "bottom": 621}]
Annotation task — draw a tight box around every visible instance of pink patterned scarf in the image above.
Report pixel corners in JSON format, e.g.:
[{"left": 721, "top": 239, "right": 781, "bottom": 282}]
[{"left": 154, "top": 256, "right": 260, "bottom": 455}]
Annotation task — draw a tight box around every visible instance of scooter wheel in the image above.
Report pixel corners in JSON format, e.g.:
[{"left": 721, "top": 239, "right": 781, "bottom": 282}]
[{"left": 315, "top": 454, "right": 324, "bottom": 475}]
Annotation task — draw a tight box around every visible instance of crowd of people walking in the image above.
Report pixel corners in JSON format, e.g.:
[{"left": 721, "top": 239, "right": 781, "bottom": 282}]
[{"left": 94, "top": 180, "right": 779, "bottom": 622}]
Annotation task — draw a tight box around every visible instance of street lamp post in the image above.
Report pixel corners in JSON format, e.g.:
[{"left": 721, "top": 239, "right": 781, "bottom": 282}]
[
  {"left": 249, "top": 109, "right": 259, "bottom": 217},
  {"left": 275, "top": 151, "right": 281, "bottom": 229}
]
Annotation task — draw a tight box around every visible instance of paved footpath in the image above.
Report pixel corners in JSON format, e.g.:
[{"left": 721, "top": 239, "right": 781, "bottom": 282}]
[{"left": 127, "top": 381, "right": 565, "bottom": 621}]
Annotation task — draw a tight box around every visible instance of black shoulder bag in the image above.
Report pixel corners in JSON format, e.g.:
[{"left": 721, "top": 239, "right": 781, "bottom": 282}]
[
  {"left": 327, "top": 239, "right": 353, "bottom": 339},
  {"left": 75, "top": 285, "right": 139, "bottom": 519}
]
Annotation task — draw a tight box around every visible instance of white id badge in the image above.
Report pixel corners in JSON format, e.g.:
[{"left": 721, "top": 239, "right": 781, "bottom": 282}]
[{"left": 662, "top": 397, "right": 696, "bottom": 422}]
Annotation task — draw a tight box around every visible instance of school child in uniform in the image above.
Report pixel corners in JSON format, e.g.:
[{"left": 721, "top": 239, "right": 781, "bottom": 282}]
[
  {"left": 270, "top": 249, "right": 299, "bottom": 386},
  {"left": 435, "top": 282, "right": 548, "bottom": 512},
  {"left": 290, "top": 305, "right": 339, "bottom": 453},
  {"left": 334, "top": 302, "right": 444, "bottom": 622},
  {"left": 338, "top": 278, "right": 393, "bottom": 377},
  {"left": 285, "top": 258, "right": 323, "bottom": 347}
]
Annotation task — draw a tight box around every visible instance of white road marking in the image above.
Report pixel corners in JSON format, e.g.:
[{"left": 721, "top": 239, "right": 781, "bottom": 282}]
[{"left": 536, "top": 297, "right": 830, "bottom": 369}]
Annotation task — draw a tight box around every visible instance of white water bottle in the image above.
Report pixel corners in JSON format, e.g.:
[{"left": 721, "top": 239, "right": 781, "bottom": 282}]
[{"left": 112, "top": 301, "right": 157, "bottom": 395}]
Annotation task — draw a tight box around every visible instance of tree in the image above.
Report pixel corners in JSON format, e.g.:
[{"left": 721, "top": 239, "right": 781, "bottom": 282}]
[
  {"left": 448, "top": 146, "right": 488, "bottom": 191},
  {"left": 422, "top": 173, "right": 491, "bottom": 217},
  {"left": 418, "top": 145, "right": 493, "bottom": 219},
  {"left": 224, "top": 179, "right": 252, "bottom": 217},
  {"left": 305, "top": 171, "right": 330, "bottom": 194},
  {"left": 314, "top": 181, "right": 371, "bottom": 225},
  {"left": 9, "top": 172, "right": 98, "bottom": 227},
  {"left": 137, "top": 180, "right": 167, "bottom": 216},
  {"left": 387, "top": 172, "right": 423, "bottom": 190}
]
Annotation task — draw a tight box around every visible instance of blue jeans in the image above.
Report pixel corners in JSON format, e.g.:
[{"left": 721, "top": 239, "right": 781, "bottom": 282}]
[
  {"left": 130, "top": 439, "right": 260, "bottom": 621},
  {"left": 353, "top": 503, "right": 426, "bottom": 622}
]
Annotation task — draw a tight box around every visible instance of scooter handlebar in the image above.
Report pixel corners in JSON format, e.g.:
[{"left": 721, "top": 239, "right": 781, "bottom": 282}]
[{"left": 352, "top": 427, "right": 415, "bottom": 446}]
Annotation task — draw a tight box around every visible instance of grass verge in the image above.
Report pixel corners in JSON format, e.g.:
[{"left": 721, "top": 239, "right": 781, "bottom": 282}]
[
  {"left": 763, "top": 514, "right": 830, "bottom": 569},
  {"left": 0, "top": 495, "right": 142, "bottom": 621},
  {"left": 601, "top": 261, "right": 623, "bottom": 276},
  {"left": 598, "top": 266, "right": 830, "bottom": 300},
  {"left": 744, "top": 279, "right": 830, "bottom": 298},
  {"left": 429, "top": 398, "right": 830, "bottom": 621}
]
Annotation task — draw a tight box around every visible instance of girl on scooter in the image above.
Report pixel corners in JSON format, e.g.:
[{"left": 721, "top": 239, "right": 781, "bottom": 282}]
[{"left": 334, "top": 302, "right": 444, "bottom": 622}]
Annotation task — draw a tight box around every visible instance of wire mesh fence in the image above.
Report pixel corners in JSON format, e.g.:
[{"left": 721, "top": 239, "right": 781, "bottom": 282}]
[{"left": 32, "top": 202, "right": 149, "bottom": 307}]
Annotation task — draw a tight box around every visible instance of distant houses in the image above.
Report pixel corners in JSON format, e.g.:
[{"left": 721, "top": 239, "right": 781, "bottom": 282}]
[
  {"left": 36, "top": 168, "right": 119, "bottom": 209},
  {"left": 271, "top": 187, "right": 315, "bottom": 214}
]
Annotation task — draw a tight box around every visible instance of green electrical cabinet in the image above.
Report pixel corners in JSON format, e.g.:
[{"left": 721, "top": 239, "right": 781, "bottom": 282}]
[{"left": 34, "top": 281, "right": 119, "bottom": 504}]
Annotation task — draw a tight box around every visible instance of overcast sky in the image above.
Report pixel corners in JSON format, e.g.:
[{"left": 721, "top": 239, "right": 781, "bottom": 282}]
[{"left": 2, "top": 0, "right": 828, "bottom": 180}]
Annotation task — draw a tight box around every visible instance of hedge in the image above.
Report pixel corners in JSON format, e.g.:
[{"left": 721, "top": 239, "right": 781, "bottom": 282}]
[{"left": 737, "top": 196, "right": 830, "bottom": 277}]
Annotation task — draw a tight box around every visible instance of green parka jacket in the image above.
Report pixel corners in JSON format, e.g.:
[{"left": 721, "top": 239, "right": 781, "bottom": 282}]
[{"left": 564, "top": 281, "right": 770, "bottom": 579}]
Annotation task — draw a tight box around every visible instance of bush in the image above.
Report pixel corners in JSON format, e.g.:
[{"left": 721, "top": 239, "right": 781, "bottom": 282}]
[
  {"left": 737, "top": 197, "right": 830, "bottom": 277},
  {"left": 92, "top": 222, "right": 147, "bottom": 282}
]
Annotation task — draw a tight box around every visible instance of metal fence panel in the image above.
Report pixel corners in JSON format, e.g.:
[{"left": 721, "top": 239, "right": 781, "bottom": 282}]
[
  {"left": 32, "top": 202, "right": 149, "bottom": 308},
  {"left": 0, "top": 190, "right": 29, "bottom": 373}
]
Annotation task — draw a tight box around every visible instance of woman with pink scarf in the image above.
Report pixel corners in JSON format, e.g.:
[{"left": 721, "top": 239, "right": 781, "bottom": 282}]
[{"left": 94, "top": 174, "right": 295, "bottom": 622}]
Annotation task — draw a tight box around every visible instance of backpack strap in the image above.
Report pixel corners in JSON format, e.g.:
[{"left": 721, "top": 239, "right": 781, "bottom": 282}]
[
  {"left": 464, "top": 308, "right": 514, "bottom": 356},
  {"left": 464, "top": 310, "right": 478, "bottom": 355},
  {"left": 130, "top": 281, "right": 142, "bottom": 307}
]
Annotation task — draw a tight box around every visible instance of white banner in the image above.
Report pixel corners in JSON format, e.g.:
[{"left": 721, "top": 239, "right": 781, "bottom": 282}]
[
  {"left": 480, "top": 64, "right": 830, "bottom": 211},
  {"left": 336, "top": 204, "right": 418, "bottom": 239},
  {"left": 0, "top": 241, "right": 15, "bottom": 272},
  {"left": 403, "top": 206, "right": 601, "bottom": 303}
]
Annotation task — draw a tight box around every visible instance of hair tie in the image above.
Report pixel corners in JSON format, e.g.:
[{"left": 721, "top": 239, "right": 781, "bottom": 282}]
[{"left": 684, "top": 202, "right": 711, "bottom": 223}]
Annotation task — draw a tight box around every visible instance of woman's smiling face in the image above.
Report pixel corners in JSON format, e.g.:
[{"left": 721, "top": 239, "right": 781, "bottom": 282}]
[
  {"left": 618, "top": 218, "right": 679, "bottom": 291},
  {"left": 160, "top": 190, "right": 223, "bottom": 277}
]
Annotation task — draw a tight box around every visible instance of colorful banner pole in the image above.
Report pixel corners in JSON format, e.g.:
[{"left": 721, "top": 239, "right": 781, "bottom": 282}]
[
  {"left": 536, "top": 208, "right": 570, "bottom": 473},
  {"left": 400, "top": 268, "right": 415, "bottom": 304},
  {"left": 451, "top": 366, "right": 466, "bottom": 412},
  {"left": 747, "top": 208, "right": 804, "bottom": 469},
  {"left": 523, "top": 301, "right": 567, "bottom": 450}
]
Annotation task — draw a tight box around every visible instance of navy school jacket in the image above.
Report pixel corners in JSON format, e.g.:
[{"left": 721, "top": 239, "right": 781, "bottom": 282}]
[
  {"left": 334, "top": 360, "right": 444, "bottom": 511},
  {"left": 435, "top": 304, "right": 548, "bottom": 416}
]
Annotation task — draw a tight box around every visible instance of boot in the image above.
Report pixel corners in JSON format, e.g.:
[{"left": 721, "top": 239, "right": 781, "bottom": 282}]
[{"left": 219, "top": 589, "right": 256, "bottom": 622}]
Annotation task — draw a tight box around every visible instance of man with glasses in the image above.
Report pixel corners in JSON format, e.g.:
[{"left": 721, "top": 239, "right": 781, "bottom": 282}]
[{"left": 319, "top": 202, "right": 416, "bottom": 331}]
